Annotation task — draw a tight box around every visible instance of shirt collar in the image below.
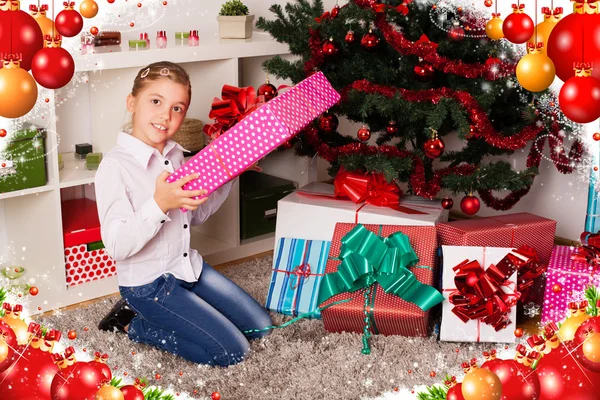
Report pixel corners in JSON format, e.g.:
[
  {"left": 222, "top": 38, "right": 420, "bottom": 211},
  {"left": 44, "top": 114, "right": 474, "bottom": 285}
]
[{"left": 117, "top": 132, "right": 187, "bottom": 169}]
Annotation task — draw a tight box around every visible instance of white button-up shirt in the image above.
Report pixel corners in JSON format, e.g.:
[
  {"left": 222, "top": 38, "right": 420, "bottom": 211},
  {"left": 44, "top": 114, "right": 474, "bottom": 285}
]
[{"left": 95, "top": 132, "right": 233, "bottom": 287}]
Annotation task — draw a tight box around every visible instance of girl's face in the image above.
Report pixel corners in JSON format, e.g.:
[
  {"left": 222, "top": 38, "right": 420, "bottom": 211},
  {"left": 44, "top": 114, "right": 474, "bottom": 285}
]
[{"left": 127, "top": 78, "right": 190, "bottom": 153}]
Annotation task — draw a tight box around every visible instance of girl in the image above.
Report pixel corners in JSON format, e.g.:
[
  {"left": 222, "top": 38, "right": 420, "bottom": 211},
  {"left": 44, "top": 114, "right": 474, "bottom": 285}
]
[{"left": 95, "top": 61, "right": 272, "bottom": 366}]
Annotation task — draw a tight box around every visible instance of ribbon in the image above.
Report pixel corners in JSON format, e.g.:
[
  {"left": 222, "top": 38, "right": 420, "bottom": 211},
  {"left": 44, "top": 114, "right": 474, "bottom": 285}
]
[
  {"left": 3, "top": 303, "right": 22, "bottom": 316},
  {"left": 202, "top": 85, "right": 263, "bottom": 139},
  {"left": 491, "top": 12, "right": 501, "bottom": 17},
  {"left": 45, "top": 329, "right": 62, "bottom": 348},
  {"left": 415, "top": 34, "right": 438, "bottom": 49},
  {"left": 0, "top": 0, "right": 18, "bottom": 11},
  {"left": 333, "top": 168, "right": 427, "bottom": 215},
  {"left": 28, "top": 322, "right": 43, "bottom": 338},
  {"left": 513, "top": 246, "right": 545, "bottom": 304},
  {"left": 447, "top": 250, "right": 523, "bottom": 336},
  {"left": 512, "top": 3, "right": 526, "bottom": 12},
  {"left": 29, "top": 4, "right": 48, "bottom": 14},
  {"left": 569, "top": 300, "right": 588, "bottom": 316},
  {"left": 134, "top": 378, "right": 147, "bottom": 389}
]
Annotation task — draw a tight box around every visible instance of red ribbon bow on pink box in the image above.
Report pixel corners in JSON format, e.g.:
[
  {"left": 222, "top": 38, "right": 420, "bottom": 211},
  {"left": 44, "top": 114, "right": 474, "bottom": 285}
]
[{"left": 203, "top": 85, "right": 263, "bottom": 140}]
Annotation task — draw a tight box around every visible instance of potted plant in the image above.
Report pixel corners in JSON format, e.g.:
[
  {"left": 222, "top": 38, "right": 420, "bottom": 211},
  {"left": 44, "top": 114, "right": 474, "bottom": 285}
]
[{"left": 217, "top": 0, "right": 254, "bottom": 39}]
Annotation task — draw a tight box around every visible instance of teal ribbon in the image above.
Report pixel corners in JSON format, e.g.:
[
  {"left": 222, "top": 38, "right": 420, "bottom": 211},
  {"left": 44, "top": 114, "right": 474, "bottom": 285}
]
[{"left": 317, "top": 224, "right": 444, "bottom": 311}]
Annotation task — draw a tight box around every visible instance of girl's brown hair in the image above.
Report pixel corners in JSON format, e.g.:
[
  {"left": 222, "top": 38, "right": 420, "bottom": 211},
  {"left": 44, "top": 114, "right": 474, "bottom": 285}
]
[{"left": 131, "top": 61, "right": 192, "bottom": 102}]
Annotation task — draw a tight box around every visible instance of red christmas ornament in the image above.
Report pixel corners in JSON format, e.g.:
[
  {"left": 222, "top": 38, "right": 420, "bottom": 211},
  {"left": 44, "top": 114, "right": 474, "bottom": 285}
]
[
  {"left": 552, "top": 283, "right": 562, "bottom": 293},
  {"left": 108, "top": 0, "right": 115, "bottom": 3},
  {"left": 514, "top": 327, "right": 524, "bottom": 337},
  {"left": 318, "top": 111, "right": 339, "bottom": 132},
  {"left": 483, "top": 358, "right": 540, "bottom": 400},
  {"left": 29, "top": 286, "right": 39, "bottom": 295},
  {"left": 559, "top": 64, "right": 600, "bottom": 123},
  {"left": 447, "top": 384, "right": 465, "bottom": 400},
  {"left": 424, "top": 135, "right": 445, "bottom": 159},
  {"left": 31, "top": 35, "right": 75, "bottom": 89},
  {"left": 503, "top": 4, "right": 534, "bottom": 44},
  {"left": 0, "top": 344, "right": 59, "bottom": 399},
  {"left": 414, "top": 59, "right": 435, "bottom": 82},
  {"left": 0, "top": 129, "right": 6, "bottom": 138},
  {"left": 357, "top": 125, "right": 371, "bottom": 142},
  {"left": 574, "top": 316, "right": 600, "bottom": 372},
  {"left": 331, "top": 4, "right": 340, "bottom": 18},
  {"left": 448, "top": 21, "right": 465, "bottom": 42},
  {"left": 121, "top": 385, "right": 144, "bottom": 400},
  {"left": 460, "top": 195, "right": 480, "bottom": 215},
  {"left": 485, "top": 57, "right": 502, "bottom": 67},
  {"left": 51, "top": 360, "right": 107, "bottom": 400},
  {"left": 257, "top": 79, "right": 278, "bottom": 102},
  {"left": 0, "top": 1, "right": 44, "bottom": 71},
  {"left": 385, "top": 121, "right": 398, "bottom": 135},
  {"left": 441, "top": 197, "right": 453, "bottom": 210},
  {"left": 91, "top": 353, "right": 112, "bottom": 381},
  {"left": 67, "top": 330, "right": 77, "bottom": 340},
  {"left": 547, "top": 4, "right": 600, "bottom": 82},
  {"left": 90, "top": 26, "right": 99, "bottom": 35},
  {"left": 212, "top": 392, "right": 221, "bottom": 400},
  {"left": 0, "top": 321, "right": 17, "bottom": 373},
  {"left": 322, "top": 38, "right": 338, "bottom": 56},
  {"left": 360, "top": 29, "right": 379, "bottom": 50},
  {"left": 55, "top": 1, "right": 83, "bottom": 37},
  {"left": 594, "top": 132, "right": 600, "bottom": 141},
  {"left": 345, "top": 30, "right": 355, "bottom": 44},
  {"left": 484, "top": 0, "right": 493, "bottom": 7}
]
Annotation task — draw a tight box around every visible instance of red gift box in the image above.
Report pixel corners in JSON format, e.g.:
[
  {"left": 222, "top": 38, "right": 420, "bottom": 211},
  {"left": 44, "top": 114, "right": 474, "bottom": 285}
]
[
  {"left": 320, "top": 223, "right": 438, "bottom": 337},
  {"left": 437, "top": 212, "right": 556, "bottom": 305}
]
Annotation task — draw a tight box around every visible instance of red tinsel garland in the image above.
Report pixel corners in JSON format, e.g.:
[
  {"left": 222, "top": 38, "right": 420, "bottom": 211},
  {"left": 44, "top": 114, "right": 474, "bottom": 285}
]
[{"left": 305, "top": 28, "right": 325, "bottom": 76}]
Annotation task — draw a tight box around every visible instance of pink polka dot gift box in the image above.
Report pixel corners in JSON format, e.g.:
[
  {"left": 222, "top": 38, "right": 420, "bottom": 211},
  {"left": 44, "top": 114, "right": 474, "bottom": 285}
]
[
  {"left": 541, "top": 246, "right": 600, "bottom": 324},
  {"left": 167, "top": 72, "right": 340, "bottom": 203}
]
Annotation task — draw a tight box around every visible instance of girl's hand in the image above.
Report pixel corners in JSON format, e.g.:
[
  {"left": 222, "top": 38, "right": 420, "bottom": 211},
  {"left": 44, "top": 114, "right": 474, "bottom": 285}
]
[{"left": 154, "top": 171, "right": 208, "bottom": 213}]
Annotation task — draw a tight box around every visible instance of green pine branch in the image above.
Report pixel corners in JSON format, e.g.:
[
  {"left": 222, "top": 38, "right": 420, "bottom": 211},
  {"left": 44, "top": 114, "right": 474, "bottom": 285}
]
[
  {"left": 416, "top": 384, "right": 448, "bottom": 400},
  {"left": 110, "top": 377, "right": 123, "bottom": 388},
  {"left": 585, "top": 285, "right": 600, "bottom": 317},
  {"left": 0, "top": 286, "right": 7, "bottom": 305}
]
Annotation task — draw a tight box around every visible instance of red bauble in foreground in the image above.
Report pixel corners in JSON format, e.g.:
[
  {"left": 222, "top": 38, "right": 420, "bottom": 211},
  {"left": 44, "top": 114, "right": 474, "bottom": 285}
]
[
  {"left": 50, "top": 361, "right": 107, "bottom": 400},
  {"left": 55, "top": 3, "right": 84, "bottom": 37},
  {"left": 423, "top": 137, "right": 445, "bottom": 159},
  {"left": 460, "top": 195, "right": 480, "bottom": 215},
  {"left": 0, "top": 345, "right": 58, "bottom": 399},
  {"left": 558, "top": 64, "right": 600, "bottom": 124},
  {"left": 441, "top": 197, "right": 453, "bottom": 210},
  {"left": 483, "top": 359, "right": 540, "bottom": 400},
  {"left": 120, "top": 385, "right": 144, "bottom": 400},
  {"left": 31, "top": 37, "right": 75, "bottom": 89},
  {"left": 357, "top": 126, "right": 371, "bottom": 142},
  {"left": 257, "top": 81, "right": 277, "bottom": 102},
  {"left": 574, "top": 316, "right": 600, "bottom": 372},
  {"left": 318, "top": 112, "right": 339, "bottom": 132},
  {"left": 503, "top": 5, "right": 534, "bottom": 44},
  {"left": 0, "top": 3, "right": 44, "bottom": 71},
  {"left": 0, "top": 321, "right": 17, "bottom": 373},
  {"left": 212, "top": 392, "right": 221, "bottom": 400},
  {"left": 447, "top": 383, "right": 465, "bottom": 400}
]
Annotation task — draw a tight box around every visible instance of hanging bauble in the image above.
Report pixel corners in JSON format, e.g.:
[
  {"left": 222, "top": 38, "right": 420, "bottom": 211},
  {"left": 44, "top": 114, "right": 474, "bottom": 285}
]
[
  {"left": 80, "top": 0, "right": 99, "bottom": 19},
  {"left": 414, "top": 59, "right": 434, "bottom": 82},
  {"left": 485, "top": 14, "right": 504, "bottom": 40},
  {"left": 31, "top": 35, "right": 75, "bottom": 89},
  {"left": 0, "top": 302, "right": 28, "bottom": 344},
  {"left": 29, "top": 4, "right": 55, "bottom": 47},
  {"left": 527, "top": 7, "right": 563, "bottom": 54},
  {"left": 0, "top": 0, "right": 44, "bottom": 71},
  {"left": 257, "top": 78, "right": 278, "bottom": 102},
  {"left": 448, "top": 20, "right": 464, "bottom": 42},
  {"left": 503, "top": 4, "right": 534, "bottom": 44},
  {"left": 547, "top": 2, "right": 600, "bottom": 82},
  {"left": 331, "top": 3, "right": 340, "bottom": 18},
  {"left": 424, "top": 131, "right": 444, "bottom": 159},
  {"left": 460, "top": 195, "right": 480, "bottom": 215},
  {"left": 360, "top": 28, "right": 379, "bottom": 50},
  {"left": 322, "top": 37, "right": 337, "bottom": 56},
  {"left": 357, "top": 125, "right": 371, "bottom": 141},
  {"left": 516, "top": 42, "right": 556, "bottom": 92},
  {"left": 0, "top": 321, "right": 17, "bottom": 373},
  {"left": 461, "top": 366, "right": 502, "bottom": 400},
  {"left": 318, "top": 111, "right": 339, "bottom": 132},
  {"left": 558, "top": 63, "right": 600, "bottom": 124},
  {"left": 385, "top": 121, "right": 398, "bottom": 135},
  {"left": 345, "top": 30, "right": 355, "bottom": 44},
  {"left": 441, "top": 197, "right": 453, "bottom": 210},
  {"left": 95, "top": 383, "right": 125, "bottom": 400},
  {"left": 55, "top": 1, "right": 84, "bottom": 37},
  {"left": 485, "top": 56, "right": 501, "bottom": 67}
]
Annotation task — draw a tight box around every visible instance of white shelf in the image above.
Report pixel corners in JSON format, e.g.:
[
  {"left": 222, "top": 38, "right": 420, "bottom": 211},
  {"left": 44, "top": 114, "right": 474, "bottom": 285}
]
[
  {"left": 74, "top": 32, "right": 290, "bottom": 72},
  {"left": 0, "top": 184, "right": 56, "bottom": 201},
  {"left": 59, "top": 153, "right": 97, "bottom": 188}
]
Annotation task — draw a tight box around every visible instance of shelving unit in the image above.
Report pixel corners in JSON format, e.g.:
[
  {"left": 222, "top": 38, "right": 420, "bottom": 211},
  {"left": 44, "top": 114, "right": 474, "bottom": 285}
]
[{"left": 0, "top": 32, "right": 317, "bottom": 314}]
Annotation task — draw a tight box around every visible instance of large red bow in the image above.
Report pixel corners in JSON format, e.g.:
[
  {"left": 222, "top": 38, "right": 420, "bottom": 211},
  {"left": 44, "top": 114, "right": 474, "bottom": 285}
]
[
  {"left": 449, "top": 252, "right": 522, "bottom": 331},
  {"left": 512, "top": 3, "right": 526, "bottom": 11},
  {"left": 415, "top": 34, "right": 438, "bottom": 49},
  {"left": 3, "top": 302, "right": 22, "bottom": 314},
  {"left": 28, "top": 322, "right": 43, "bottom": 337},
  {"left": 513, "top": 245, "right": 545, "bottom": 304},
  {"left": 203, "top": 85, "right": 263, "bottom": 140}
]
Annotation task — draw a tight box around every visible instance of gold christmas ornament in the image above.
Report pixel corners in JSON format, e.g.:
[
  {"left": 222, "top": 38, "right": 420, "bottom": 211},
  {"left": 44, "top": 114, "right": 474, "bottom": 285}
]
[
  {"left": 0, "top": 303, "right": 29, "bottom": 345},
  {"left": 79, "top": 0, "right": 99, "bottom": 19},
  {"left": 95, "top": 384, "right": 125, "bottom": 400},
  {"left": 485, "top": 13, "right": 504, "bottom": 40},
  {"left": 516, "top": 42, "right": 556, "bottom": 92}
]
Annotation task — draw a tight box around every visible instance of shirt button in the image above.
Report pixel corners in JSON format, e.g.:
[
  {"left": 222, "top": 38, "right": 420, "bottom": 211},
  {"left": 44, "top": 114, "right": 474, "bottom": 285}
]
[
  {"left": 164, "top": 160, "right": 170, "bottom": 165},
  {"left": 183, "top": 224, "right": 188, "bottom": 229},
  {"left": 183, "top": 252, "right": 188, "bottom": 257}
]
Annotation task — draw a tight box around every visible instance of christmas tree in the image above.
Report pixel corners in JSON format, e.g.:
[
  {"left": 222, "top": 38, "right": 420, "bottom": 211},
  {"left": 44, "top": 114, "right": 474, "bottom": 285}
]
[{"left": 256, "top": 0, "right": 583, "bottom": 211}]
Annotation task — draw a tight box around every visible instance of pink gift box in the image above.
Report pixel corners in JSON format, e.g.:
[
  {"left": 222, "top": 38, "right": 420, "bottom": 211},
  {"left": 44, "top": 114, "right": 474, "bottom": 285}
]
[
  {"left": 167, "top": 72, "right": 340, "bottom": 201},
  {"left": 541, "top": 246, "right": 600, "bottom": 324}
]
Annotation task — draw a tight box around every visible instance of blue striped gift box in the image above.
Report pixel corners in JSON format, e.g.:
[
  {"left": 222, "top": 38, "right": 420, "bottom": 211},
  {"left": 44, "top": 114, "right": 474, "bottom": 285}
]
[{"left": 265, "top": 238, "right": 331, "bottom": 318}]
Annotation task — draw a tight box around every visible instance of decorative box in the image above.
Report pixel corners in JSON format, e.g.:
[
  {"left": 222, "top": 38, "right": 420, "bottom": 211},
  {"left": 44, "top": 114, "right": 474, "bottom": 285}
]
[
  {"left": 541, "top": 246, "right": 600, "bottom": 324},
  {"left": 62, "top": 199, "right": 116, "bottom": 287},
  {"left": 265, "top": 237, "right": 330, "bottom": 317},
  {"left": 85, "top": 152, "right": 102, "bottom": 170},
  {"left": 239, "top": 171, "right": 296, "bottom": 240},
  {"left": 0, "top": 128, "right": 47, "bottom": 194},
  {"left": 166, "top": 72, "right": 340, "bottom": 210},
  {"left": 440, "top": 245, "right": 520, "bottom": 343},
  {"left": 319, "top": 223, "right": 441, "bottom": 337},
  {"left": 75, "top": 143, "right": 92, "bottom": 160},
  {"left": 94, "top": 31, "right": 121, "bottom": 46},
  {"left": 437, "top": 212, "right": 556, "bottom": 305}
]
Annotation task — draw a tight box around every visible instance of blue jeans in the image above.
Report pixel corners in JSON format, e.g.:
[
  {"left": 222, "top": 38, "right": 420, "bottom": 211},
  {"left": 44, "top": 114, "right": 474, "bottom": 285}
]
[{"left": 119, "top": 262, "right": 272, "bottom": 366}]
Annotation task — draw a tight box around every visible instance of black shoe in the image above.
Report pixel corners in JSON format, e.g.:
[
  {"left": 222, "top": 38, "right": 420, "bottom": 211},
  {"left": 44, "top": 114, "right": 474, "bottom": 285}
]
[{"left": 98, "top": 298, "right": 135, "bottom": 334}]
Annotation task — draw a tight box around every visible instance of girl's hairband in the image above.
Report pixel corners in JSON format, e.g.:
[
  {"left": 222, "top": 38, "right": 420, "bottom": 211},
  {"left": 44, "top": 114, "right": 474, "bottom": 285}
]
[{"left": 140, "top": 67, "right": 170, "bottom": 79}]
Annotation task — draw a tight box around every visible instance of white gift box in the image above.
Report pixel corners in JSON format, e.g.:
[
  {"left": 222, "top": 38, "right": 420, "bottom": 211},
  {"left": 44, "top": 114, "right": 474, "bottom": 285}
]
[
  {"left": 275, "top": 182, "right": 448, "bottom": 242},
  {"left": 440, "top": 245, "right": 519, "bottom": 343}
]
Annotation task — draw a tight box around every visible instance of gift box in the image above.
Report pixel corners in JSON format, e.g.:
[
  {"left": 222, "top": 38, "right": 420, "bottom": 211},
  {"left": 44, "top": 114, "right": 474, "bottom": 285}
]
[
  {"left": 265, "top": 237, "right": 330, "bottom": 318},
  {"left": 319, "top": 223, "right": 443, "bottom": 337},
  {"left": 166, "top": 72, "right": 340, "bottom": 206},
  {"left": 62, "top": 199, "right": 116, "bottom": 287},
  {"left": 437, "top": 213, "right": 556, "bottom": 305},
  {"left": 541, "top": 246, "right": 600, "bottom": 324},
  {"left": 275, "top": 182, "right": 448, "bottom": 243},
  {"left": 0, "top": 128, "right": 47, "bottom": 194},
  {"left": 440, "top": 245, "right": 521, "bottom": 343}
]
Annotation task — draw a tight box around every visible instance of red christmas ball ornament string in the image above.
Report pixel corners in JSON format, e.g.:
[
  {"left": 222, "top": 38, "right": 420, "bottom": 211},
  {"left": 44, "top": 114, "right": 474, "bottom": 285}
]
[
  {"left": 503, "top": 4, "right": 534, "bottom": 44},
  {"left": 460, "top": 194, "right": 480, "bottom": 215}
]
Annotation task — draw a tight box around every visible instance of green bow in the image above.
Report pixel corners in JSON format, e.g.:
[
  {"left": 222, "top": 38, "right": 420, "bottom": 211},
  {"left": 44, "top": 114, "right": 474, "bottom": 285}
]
[{"left": 317, "top": 224, "right": 444, "bottom": 352}]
